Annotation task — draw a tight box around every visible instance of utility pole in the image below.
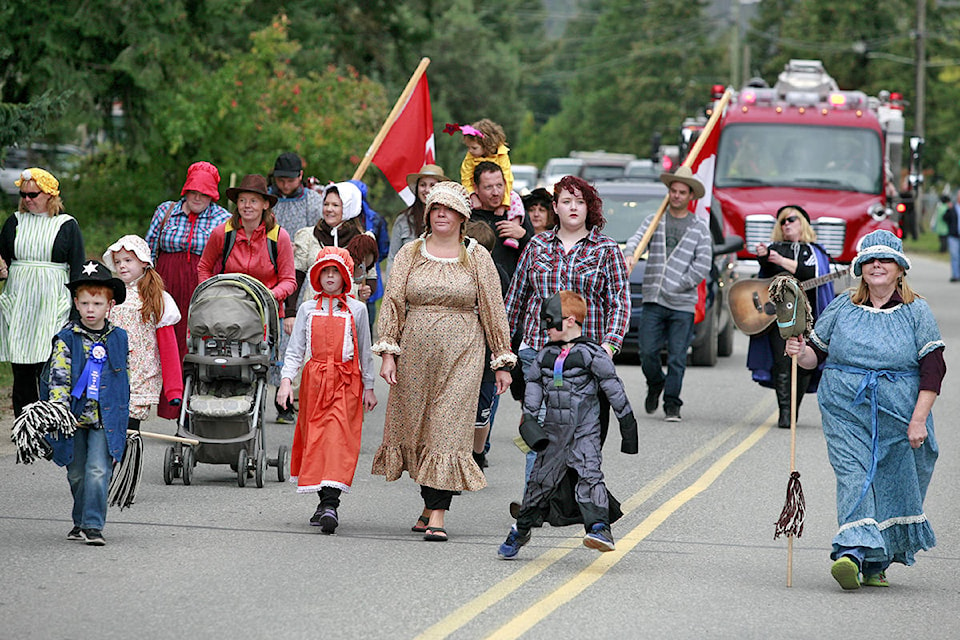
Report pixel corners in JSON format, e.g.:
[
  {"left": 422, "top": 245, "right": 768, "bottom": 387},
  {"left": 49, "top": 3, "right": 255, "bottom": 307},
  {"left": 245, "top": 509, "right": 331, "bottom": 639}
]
[
  {"left": 731, "top": 0, "right": 741, "bottom": 88},
  {"left": 915, "top": 0, "right": 926, "bottom": 138},
  {"left": 914, "top": 0, "right": 926, "bottom": 223}
]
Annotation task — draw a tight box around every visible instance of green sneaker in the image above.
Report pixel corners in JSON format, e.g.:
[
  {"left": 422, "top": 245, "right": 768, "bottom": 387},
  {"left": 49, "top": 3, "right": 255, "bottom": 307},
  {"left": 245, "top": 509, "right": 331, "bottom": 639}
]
[
  {"left": 861, "top": 571, "right": 889, "bottom": 587},
  {"left": 831, "top": 556, "right": 861, "bottom": 590}
]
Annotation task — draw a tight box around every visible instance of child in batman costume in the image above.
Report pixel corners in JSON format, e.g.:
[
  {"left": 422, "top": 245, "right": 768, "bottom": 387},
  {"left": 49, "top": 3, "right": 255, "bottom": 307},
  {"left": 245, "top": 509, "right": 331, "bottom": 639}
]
[{"left": 498, "top": 291, "right": 637, "bottom": 558}]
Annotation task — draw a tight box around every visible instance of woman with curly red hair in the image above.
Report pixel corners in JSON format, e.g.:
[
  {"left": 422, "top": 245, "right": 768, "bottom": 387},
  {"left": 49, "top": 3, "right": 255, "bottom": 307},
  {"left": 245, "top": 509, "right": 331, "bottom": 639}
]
[
  {"left": 503, "top": 175, "right": 630, "bottom": 476},
  {"left": 504, "top": 175, "right": 628, "bottom": 360}
]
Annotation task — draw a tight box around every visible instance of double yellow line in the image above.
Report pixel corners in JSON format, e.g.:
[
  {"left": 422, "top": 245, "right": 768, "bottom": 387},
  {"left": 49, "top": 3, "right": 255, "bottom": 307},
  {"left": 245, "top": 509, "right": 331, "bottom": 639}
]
[{"left": 416, "top": 401, "right": 776, "bottom": 640}]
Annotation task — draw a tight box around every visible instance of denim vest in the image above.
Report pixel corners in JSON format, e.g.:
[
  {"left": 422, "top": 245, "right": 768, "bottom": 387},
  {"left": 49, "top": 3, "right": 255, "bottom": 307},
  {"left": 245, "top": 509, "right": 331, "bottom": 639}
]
[{"left": 46, "top": 323, "right": 130, "bottom": 465}]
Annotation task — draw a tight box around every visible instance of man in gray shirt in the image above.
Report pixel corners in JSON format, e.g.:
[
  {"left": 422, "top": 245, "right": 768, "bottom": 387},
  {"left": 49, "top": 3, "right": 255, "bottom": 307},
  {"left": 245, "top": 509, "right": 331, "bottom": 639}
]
[
  {"left": 624, "top": 167, "right": 712, "bottom": 422},
  {"left": 269, "top": 151, "right": 323, "bottom": 423}
]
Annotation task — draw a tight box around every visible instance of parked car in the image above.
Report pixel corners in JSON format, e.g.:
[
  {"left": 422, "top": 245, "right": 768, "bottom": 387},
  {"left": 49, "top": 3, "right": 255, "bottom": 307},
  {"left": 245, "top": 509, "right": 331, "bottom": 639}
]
[
  {"left": 539, "top": 157, "right": 583, "bottom": 191},
  {"left": 572, "top": 151, "right": 635, "bottom": 183},
  {"left": 596, "top": 180, "right": 743, "bottom": 366},
  {"left": 624, "top": 159, "right": 659, "bottom": 181},
  {"left": 511, "top": 164, "right": 538, "bottom": 194},
  {"left": 1, "top": 143, "right": 87, "bottom": 202}
]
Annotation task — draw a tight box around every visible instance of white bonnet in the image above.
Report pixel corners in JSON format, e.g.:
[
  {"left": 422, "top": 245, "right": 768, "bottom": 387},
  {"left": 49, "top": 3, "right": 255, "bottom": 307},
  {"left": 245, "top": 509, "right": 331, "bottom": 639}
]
[{"left": 102, "top": 235, "right": 153, "bottom": 272}]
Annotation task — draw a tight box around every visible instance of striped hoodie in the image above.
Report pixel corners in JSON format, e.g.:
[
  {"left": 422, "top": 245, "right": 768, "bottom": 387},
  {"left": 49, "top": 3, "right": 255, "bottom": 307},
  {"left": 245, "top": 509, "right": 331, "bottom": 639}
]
[{"left": 625, "top": 212, "right": 712, "bottom": 313}]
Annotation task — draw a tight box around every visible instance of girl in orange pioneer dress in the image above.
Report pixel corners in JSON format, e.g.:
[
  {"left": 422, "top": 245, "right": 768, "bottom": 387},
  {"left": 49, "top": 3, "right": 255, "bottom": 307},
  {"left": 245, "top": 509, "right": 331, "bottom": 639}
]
[{"left": 276, "top": 246, "right": 377, "bottom": 534}]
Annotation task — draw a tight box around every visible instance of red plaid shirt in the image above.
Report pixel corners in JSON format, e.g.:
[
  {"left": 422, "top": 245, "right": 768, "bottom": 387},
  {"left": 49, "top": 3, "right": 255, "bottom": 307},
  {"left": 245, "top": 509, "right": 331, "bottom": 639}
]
[{"left": 503, "top": 228, "right": 630, "bottom": 351}]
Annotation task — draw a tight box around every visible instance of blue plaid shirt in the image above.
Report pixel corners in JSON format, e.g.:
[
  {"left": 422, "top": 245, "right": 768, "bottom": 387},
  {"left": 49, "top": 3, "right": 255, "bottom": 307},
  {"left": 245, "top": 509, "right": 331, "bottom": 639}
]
[
  {"left": 146, "top": 199, "right": 231, "bottom": 261},
  {"left": 503, "top": 227, "right": 630, "bottom": 351}
]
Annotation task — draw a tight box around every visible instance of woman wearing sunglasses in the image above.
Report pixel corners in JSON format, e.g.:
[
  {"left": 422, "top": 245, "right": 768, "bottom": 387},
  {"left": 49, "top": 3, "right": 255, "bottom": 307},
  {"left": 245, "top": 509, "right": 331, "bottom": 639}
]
[
  {"left": 746, "top": 204, "right": 835, "bottom": 428},
  {"left": 0, "top": 168, "right": 86, "bottom": 416}
]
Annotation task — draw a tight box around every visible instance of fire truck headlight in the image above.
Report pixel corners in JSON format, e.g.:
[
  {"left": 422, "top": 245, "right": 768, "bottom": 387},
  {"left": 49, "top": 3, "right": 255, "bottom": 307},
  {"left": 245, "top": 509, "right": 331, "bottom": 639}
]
[{"left": 868, "top": 203, "right": 891, "bottom": 221}]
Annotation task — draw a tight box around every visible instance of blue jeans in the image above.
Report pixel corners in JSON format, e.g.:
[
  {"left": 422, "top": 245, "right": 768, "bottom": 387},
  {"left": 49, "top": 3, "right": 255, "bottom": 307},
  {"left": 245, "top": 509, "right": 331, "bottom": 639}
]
[
  {"left": 834, "top": 545, "right": 890, "bottom": 575},
  {"left": 947, "top": 236, "right": 960, "bottom": 280},
  {"left": 639, "top": 302, "right": 695, "bottom": 409},
  {"left": 66, "top": 427, "right": 113, "bottom": 531}
]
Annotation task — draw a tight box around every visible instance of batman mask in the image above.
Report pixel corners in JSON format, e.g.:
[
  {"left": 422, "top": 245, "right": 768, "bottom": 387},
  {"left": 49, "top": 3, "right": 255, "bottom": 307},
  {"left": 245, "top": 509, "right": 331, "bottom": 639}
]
[{"left": 540, "top": 292, "right": 565, "bottom": 332}]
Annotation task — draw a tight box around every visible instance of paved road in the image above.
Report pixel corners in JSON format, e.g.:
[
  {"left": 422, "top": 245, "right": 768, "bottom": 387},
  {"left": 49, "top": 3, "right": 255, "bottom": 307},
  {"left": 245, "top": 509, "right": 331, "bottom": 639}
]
[{"left": 2, "top": 255, "right": 958, "bottom": 639}]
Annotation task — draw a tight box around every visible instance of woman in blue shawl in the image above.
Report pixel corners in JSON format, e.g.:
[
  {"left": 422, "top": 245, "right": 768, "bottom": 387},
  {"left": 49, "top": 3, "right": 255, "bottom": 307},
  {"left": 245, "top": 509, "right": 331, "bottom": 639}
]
[
  {"left": 786, "top": 230, "right": 945, "bottom": 590},
  {"left": 747, "top": 205, "right": 835, "bottom": 428}
]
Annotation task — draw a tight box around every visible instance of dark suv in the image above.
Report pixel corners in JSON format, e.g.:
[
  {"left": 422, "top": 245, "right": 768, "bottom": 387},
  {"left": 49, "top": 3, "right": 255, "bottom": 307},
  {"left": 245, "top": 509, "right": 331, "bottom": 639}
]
[{"left": 596, "top": 180, "right": 742, "bottom": 366}]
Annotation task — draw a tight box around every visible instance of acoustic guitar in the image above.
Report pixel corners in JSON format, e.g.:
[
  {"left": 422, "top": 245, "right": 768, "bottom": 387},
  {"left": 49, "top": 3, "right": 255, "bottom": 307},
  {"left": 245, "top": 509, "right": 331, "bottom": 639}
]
[{"left": 728, "top": 268, "right": 849, "bottom": 335}]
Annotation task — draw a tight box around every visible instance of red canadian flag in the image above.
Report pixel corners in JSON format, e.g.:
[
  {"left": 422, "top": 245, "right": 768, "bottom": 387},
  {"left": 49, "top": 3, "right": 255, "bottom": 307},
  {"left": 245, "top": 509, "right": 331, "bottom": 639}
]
[
  {"left": 372, "top": 74, "right": 435, "bottom": 205},
  {"left": 682, "top": 111, "right": 722, "bottom": 324},
  {"left": 686, "top": 119, "right": 720, "bottom": 221}
]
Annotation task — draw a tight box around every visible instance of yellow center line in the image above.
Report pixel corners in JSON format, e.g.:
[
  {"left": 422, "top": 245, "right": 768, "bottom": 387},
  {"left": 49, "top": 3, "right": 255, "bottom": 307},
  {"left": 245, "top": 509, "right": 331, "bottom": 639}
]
[
  {"left": 414, "top": 401, "right": 775, "bottom": 640},
  {"left": 486, "top": 418, "right": 774, "bottom": 640}
]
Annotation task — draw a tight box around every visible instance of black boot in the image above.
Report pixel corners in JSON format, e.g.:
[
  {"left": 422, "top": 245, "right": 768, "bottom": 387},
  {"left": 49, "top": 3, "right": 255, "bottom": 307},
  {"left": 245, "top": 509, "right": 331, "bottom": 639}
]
[
  {"left": 774, "top": 373, "right": 792, "bottom": 429},
  {"left": 473, "top": 450, "right": 488, "bottom": 471}
]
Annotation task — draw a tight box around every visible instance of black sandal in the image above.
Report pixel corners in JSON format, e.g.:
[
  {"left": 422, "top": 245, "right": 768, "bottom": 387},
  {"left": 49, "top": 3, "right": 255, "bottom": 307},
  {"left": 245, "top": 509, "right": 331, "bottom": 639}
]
[
  {"left": 423, "top": 527, "right": 448, "bottom": 542},
  {"left": 411, "top": 515, "right": 430, "bottom": 533}
]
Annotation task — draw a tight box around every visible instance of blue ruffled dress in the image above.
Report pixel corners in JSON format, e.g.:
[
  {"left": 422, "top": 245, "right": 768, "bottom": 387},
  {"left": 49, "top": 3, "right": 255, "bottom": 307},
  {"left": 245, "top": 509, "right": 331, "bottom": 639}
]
[{"left": 810, "top": 292, "right": 942, "bottom": 566}]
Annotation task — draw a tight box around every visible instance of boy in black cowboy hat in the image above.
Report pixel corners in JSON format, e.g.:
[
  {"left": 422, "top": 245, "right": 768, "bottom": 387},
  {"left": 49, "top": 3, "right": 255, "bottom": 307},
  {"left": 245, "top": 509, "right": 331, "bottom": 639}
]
[{"left": 44, "top": 260, "right": 130, "bottom": 546}]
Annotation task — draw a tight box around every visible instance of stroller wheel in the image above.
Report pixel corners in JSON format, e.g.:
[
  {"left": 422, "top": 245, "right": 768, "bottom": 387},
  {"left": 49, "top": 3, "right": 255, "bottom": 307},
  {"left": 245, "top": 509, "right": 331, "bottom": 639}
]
[
  {"left": 275, "top": 445, "right": 289, "bottom": 483},
  {"left": 255, "top": 450, "right": 266, "bottom": 488},
  {"left": 182, "top": 447, "right": 195, "bottom": 486},
  {"left": 163, "top": 446, "right": 175, "bottom": 486},
  {"left": 237, "top": 449, "right": 248, "bottom": 488}
]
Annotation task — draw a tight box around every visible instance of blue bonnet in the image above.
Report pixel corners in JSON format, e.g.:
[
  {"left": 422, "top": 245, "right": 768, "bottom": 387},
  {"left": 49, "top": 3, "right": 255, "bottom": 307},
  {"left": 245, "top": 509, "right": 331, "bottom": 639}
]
[{"left": 852, "top": 229, "right": 911, "bottom": 277}]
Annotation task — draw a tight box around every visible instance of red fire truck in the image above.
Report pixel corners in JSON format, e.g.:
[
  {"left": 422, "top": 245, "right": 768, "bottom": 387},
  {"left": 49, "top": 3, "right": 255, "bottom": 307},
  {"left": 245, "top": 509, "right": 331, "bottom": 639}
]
[{"left": 706, "top": 59, "right": 904, "bottom": 263}]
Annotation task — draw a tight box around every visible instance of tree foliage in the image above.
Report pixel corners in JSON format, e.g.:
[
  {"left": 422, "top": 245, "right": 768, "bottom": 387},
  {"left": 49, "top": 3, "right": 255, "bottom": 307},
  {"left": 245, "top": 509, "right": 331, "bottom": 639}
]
[
  {"left": 0, "top": 91, "right": 71, "bottom": 150},
  {"left": 153, "top": 17, "right": 387, "bottom": 183},
  {"left": 516, "top": 0, "right": 724, "bottom": 164},
  {"left": 66, "top": 18, "right": 388, "bottom": 256},
  {"left": 5, "top": 0, "right": 960, "bottom": 239},
  {"left": 746, "top": 0, "right": 960, "bottom": 186}
]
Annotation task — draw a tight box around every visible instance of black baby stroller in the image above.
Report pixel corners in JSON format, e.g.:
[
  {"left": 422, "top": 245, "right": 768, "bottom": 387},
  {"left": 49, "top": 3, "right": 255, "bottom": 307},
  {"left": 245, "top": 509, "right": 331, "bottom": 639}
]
[{"left": 163, "top": 273, "right": 289, "bottom": 488}]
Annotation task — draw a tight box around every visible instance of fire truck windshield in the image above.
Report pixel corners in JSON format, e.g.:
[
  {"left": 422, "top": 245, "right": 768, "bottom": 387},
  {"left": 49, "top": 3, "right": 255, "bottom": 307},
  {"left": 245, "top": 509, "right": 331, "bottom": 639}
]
[{"left": 715, "top": 123, "right": 882, "bottom": 194}]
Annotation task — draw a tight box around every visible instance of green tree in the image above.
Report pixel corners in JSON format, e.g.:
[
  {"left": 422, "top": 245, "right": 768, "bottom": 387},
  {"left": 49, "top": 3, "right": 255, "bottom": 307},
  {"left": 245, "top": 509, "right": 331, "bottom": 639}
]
[
  {"left": 743, "top": 0, "right": 960, "bottom": 185},
  {"left": 0, "top": 92, "right": 70, "bottom": 150},
  {"left": 0, "top": 1, "right": 258, "bottom": 153},
  {"left": 67, "top": 17, "right": 389, "bottom": 256},
  {"left": 153, "top": 17, "right": 387, "bottom": 182},
  {"left": 516, "top": 0, "right": 724, "bottom": 164}
]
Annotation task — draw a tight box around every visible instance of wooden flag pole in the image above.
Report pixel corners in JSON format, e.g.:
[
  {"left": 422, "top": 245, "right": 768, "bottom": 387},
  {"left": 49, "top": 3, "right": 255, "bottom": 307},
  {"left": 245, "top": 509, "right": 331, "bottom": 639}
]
[
  {"left": 352, "top": 57, "right": 431, "bottom": 182},
  {"left": 629, "top": 89, "right": 733, "bottom": 269}
]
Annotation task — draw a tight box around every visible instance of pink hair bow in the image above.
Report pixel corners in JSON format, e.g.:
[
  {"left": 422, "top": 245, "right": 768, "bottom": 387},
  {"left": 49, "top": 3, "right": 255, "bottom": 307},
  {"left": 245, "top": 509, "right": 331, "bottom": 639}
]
[{"left": 443, "top": 123, "right": 485, "bottom": 138}]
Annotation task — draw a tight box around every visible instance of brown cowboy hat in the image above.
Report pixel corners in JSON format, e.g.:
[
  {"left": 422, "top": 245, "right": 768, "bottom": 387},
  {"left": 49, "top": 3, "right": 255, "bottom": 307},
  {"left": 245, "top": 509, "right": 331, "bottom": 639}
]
[
  {"left": 660, "top": 166, "right": 705, "bottom": 200},
  {"left": 226, "top": 174, "right": 278, "bottom": 208},
  {"left": 405, "top": 164, "right": 450, "bottom": 194}
]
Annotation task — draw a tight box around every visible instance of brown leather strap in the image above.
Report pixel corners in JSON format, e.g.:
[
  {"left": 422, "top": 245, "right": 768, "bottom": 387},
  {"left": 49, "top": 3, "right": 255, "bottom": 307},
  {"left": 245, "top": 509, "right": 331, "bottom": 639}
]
[{"left": 151, "top": 201, "right": 177, "bottom": 256}]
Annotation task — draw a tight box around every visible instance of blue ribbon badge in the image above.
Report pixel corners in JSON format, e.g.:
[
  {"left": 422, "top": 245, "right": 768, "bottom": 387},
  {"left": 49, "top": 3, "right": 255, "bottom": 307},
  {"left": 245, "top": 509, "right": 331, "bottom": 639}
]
[{"left": 71, "top": 342, "right": 108, "bottom": 402}]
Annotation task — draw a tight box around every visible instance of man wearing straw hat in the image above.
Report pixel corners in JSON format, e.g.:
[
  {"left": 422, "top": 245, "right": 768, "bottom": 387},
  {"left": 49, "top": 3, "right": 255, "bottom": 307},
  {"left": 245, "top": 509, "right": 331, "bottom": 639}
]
[{"left": 624, "top": 167, "right": 712, "bottom": 422}]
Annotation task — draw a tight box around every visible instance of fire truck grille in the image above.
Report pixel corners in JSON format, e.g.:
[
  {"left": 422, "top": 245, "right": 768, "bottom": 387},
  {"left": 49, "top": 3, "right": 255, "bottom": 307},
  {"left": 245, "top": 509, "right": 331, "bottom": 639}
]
[
  {"left": 810, "top": 218, "right": 846, "bottom": 258},
  {"left": 745, "top": 216, "right": 776, "bottom": 251}
]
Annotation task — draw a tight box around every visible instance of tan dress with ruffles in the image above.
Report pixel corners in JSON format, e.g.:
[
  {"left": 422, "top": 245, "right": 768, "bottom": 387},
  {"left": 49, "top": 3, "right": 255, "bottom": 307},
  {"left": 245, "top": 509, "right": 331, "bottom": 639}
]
[{"left": 371, "top": 238, "right": 515, "bottom": 491}]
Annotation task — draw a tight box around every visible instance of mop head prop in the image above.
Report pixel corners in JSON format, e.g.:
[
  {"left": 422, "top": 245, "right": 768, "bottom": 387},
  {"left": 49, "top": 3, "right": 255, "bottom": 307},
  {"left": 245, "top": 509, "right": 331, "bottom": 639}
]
[
  {"left": 774, "top": 470, "right": 806, "bottom": 539},
  {"left": 108, "top": 432, "right": 143, "bottom": 510},
  {"left": 768, "top": 276, "right": 808, "bottom": 545},
  {"left": 11, "top": 401, "right": 78, "bottom": 464}
]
